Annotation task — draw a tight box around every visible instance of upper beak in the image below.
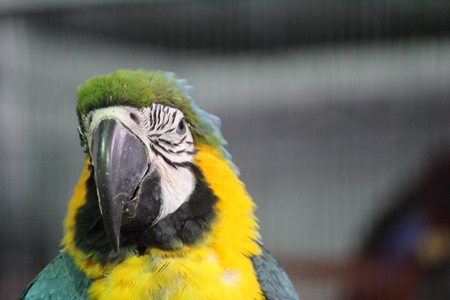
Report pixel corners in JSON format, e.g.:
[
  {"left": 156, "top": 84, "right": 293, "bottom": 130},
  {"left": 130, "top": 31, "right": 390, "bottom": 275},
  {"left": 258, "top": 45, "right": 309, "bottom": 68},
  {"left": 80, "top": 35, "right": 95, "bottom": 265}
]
[{"left": 91, "top": 118, "right": 149, "bottom": 253}]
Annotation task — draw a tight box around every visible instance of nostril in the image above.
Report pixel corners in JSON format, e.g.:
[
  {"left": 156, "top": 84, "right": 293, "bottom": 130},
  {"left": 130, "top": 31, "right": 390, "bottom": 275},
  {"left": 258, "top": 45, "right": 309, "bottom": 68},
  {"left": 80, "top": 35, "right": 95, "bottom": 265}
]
[{"left": 130, "top": 112, "right": 140, "bottom": 124}]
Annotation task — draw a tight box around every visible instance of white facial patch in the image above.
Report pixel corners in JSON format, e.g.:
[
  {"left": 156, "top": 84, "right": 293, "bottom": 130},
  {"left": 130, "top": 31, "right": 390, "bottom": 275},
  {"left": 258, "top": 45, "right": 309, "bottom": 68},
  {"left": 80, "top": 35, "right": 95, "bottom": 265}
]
[
  {"left": 81, "top": 103, "right": 197, "bottom": 223},
  {"left": 158, "top": 164, "right": 195, "bottom": 220}
]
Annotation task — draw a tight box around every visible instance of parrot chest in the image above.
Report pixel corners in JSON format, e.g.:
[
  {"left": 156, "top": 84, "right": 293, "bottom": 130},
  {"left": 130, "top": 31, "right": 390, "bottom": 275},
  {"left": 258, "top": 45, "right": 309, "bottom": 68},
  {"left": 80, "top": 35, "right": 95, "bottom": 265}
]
[{"left": 88, "top": 250, "right": 263, "bottom": 300}]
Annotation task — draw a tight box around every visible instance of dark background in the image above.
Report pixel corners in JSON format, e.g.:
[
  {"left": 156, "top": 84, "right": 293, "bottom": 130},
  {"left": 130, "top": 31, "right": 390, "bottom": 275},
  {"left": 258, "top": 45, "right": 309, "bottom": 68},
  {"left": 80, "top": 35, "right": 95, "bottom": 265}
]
[{"left": 1, "top": 1, "right": 450, "bottom": 299}]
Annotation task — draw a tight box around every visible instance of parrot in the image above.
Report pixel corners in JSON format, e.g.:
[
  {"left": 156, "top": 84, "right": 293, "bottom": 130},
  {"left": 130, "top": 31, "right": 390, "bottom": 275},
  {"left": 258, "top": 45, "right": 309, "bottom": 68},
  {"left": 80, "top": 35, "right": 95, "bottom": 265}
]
[{"left": 19, "top": 69, "right": 299, "bottom": 300}]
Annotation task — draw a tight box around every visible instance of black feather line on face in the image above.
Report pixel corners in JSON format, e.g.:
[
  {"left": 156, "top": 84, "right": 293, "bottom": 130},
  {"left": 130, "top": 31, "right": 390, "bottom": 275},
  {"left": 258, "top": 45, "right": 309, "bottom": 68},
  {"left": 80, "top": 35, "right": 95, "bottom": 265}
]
[{"left": 73, "top": 163, "right": 218, "bottom": 261}]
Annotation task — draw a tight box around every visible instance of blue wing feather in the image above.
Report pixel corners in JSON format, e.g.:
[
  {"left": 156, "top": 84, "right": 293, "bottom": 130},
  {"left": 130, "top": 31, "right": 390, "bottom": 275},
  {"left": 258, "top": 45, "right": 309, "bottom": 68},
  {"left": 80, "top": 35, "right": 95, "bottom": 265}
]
[
  {"left": 251, "top": 245, "right": 300, "bottom": 300},
  {"left": 19, "top": 252, "right": 91, "bottom": 300}
]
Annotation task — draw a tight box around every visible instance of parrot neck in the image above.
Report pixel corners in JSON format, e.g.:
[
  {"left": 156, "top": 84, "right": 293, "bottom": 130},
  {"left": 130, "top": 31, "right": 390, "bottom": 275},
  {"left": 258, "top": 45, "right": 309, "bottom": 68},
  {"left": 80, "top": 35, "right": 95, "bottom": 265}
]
[{"left": 61, "top": 145, "right": 263, "bottom": 298}]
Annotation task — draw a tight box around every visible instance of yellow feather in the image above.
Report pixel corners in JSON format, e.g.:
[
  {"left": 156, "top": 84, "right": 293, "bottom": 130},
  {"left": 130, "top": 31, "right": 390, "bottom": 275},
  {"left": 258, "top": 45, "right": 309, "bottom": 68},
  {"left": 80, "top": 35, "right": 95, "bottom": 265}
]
[{"left": 62, "top": 145, "right": 263, "bottom": 299}]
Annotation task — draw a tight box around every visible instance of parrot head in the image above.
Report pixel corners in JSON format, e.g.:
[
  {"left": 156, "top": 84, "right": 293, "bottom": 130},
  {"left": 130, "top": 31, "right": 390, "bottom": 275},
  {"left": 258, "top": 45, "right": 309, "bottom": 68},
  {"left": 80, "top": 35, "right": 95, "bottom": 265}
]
[{"left": 73, "top": 69, "right": 234, "bottom": 257}]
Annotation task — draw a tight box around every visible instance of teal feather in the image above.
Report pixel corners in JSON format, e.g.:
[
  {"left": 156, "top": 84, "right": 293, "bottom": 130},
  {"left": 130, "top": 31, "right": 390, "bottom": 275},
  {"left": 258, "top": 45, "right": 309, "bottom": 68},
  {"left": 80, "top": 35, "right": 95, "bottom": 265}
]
[
  {"left": 251, "top": 245, "right": 300, "bottom": 300},
  {"left": 19, "top": 252, "right": 91, "bottom": 300}
]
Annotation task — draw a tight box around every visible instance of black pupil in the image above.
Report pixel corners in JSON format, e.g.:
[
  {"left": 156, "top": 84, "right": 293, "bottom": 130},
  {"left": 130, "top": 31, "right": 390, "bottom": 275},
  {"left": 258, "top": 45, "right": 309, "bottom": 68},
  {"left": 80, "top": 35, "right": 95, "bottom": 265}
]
[{"left": 178, "top": 120, "right": 185, "bottom": 132}]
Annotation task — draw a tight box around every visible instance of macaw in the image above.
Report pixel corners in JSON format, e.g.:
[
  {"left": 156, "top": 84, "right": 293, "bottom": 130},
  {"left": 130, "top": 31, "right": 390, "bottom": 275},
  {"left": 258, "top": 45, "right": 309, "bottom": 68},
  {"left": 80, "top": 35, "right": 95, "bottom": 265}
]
[{"left": 20, "top": 69, "right": 299, "bottom": 300}]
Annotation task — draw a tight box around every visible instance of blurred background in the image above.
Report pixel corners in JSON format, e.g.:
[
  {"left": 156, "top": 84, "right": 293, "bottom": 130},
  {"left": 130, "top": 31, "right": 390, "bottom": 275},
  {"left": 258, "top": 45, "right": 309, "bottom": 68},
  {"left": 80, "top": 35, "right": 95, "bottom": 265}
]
[{"left": 1, "top": 0, "right": 450, "bottom": 299}]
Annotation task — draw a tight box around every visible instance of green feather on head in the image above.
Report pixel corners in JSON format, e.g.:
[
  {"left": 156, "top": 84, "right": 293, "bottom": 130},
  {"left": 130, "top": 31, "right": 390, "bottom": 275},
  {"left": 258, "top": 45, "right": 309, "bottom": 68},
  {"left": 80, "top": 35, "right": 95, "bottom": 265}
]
[{"left": 76, "top": 69, "right": 235, "bottom": 167}]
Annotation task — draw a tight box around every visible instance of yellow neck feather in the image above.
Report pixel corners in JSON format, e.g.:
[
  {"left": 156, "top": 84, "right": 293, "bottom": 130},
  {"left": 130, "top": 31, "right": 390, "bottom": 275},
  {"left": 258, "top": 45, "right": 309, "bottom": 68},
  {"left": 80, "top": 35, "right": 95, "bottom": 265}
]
[{"left": 62, "top": 144, "right": 263, "bottom": 299}]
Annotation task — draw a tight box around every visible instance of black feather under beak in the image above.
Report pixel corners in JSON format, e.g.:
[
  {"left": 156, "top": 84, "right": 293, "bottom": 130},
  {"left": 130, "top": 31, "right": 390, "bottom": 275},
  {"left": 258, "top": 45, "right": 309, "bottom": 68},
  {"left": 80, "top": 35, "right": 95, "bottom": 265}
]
[{"left": 91, "top": 118, "right": 162, "bottom": 253}]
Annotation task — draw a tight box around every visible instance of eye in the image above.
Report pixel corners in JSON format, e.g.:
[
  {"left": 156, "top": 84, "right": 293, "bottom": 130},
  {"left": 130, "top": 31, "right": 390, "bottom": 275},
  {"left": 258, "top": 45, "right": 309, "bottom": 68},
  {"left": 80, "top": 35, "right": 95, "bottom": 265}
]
[
  {"left": 129, "top": 112, "right": 140, "bottom": 124},
  {"left": 176, "top": 119, "right": 186, "bottom": 135},
  {"left": 77, "top": 126, "right": 89, "bottom": 153}
]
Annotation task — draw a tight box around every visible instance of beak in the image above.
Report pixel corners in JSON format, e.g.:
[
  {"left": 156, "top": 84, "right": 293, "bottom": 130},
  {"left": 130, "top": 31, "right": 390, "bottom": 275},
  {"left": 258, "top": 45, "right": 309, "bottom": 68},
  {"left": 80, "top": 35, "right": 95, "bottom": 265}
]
[{"left": 91, "top": 118, "right": 150, "bottom": 253}]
